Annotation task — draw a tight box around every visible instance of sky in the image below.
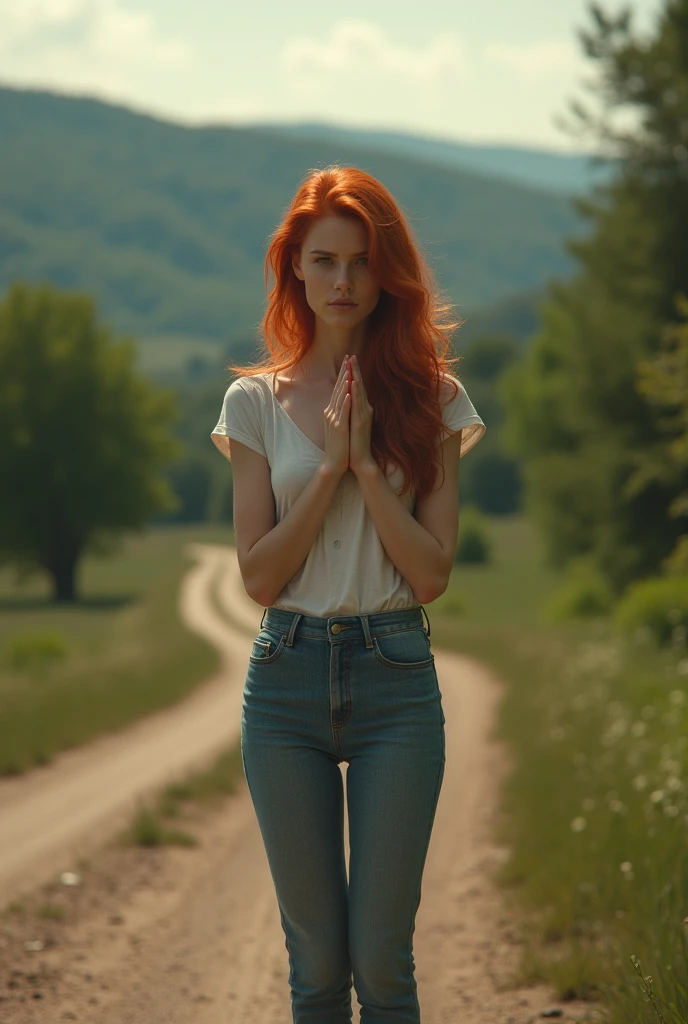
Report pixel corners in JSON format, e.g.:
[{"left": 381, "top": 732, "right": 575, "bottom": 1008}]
[{"left": 0, "top": 0, "right": 666, "bottom": 152}]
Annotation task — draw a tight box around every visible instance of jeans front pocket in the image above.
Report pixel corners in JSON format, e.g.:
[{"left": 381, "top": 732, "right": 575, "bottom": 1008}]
[
  {"left": 373, "top": 627, "right": 434, "bottom": 670},
  {"left": 249, "top": 626, "right": 287, "bottom": 665}
]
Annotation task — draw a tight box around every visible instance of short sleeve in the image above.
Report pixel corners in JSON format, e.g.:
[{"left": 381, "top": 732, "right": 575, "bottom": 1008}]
[
  {"left": 439, "top": 375, "right": 486, "bottom": 458},
  {"left": 210, "top": 378, "right": 266, "bottom": 463}
]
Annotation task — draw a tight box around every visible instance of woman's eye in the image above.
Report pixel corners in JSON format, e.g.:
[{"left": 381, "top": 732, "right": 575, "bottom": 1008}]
[{"left": 314, "top": 257, "right": 368, "bottom": 265}]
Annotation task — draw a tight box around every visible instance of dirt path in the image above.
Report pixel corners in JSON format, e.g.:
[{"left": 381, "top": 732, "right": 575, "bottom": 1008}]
[{"left": 0, "top": 543, "right": 582, "bottom": 1023}]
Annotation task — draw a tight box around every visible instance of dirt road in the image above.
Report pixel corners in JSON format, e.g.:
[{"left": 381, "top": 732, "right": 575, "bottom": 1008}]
[{"left": 0, "top": 543, "right": 580, "bottom": 1023}]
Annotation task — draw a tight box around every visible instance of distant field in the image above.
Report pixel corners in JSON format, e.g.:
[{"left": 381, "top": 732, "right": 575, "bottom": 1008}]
[{"left": 136, "top": 335, "right": 224, "bottom": 375}]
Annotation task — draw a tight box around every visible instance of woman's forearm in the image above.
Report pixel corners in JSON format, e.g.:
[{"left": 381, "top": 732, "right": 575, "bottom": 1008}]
[
  {"left": 354, "top": 461, "right": 448, "bottom": 604},
  {"left": 244, "top": 461, "right": 343, "bottom": 607}
]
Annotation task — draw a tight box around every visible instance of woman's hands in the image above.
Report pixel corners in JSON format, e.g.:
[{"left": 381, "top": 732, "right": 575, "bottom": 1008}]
[
  {"left": 321, "top": 353, "right": 375, "bottom": 478},
  {"left": 321, "top": 356, "right": 352, "bottom": 477},
  {"left": 347, "top": 354, "right": 375, "bottom": 476}
]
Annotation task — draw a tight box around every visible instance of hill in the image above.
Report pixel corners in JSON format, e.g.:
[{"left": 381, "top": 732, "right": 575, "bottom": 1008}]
[{"left": 0, "top": 85, "right": 590, "bottom": 351}]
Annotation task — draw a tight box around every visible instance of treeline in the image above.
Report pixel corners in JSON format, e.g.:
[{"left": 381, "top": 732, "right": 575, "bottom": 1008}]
[{"left": 498, "top": 0, "right": 688, "bottom": 625}]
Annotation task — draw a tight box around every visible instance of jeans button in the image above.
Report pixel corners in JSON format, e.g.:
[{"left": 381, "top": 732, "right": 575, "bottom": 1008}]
[{"left": 331, "top": 623, "right": 342, "bottom": 634}]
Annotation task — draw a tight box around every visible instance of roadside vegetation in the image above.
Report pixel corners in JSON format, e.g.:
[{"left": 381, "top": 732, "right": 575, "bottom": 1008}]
[{"left": 0, "top": 524, "right": 228, "bottom": 775}]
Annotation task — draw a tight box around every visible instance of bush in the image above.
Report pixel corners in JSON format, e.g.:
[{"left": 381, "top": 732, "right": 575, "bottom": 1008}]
[
  {"left": 454, "top": 506, "right": 491, "bottom": 564},
  {"left": 544, "top": 556, "right": 615, "bottom": 623},
  {"left": 613, "top": 574, "right": 688, "bottom": 647},
  {"left": 7, "top": 631, "right": 70, "bottom": 674}
]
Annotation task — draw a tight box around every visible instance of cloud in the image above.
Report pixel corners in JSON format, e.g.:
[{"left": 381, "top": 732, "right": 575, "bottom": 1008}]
[
  {"left": 0, "top": 0, "right": 192, "bottom": 65},
  {"left": 484, "top": 38, "right": 584, "bottom": 79},
  {"left": 279, "top": 20, "right": 468, "bottom": 85}
]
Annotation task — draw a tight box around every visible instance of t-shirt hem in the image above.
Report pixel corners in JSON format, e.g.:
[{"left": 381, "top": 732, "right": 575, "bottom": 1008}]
[{"left": 210, "top": 427, "right": 266, "bottom": 459}]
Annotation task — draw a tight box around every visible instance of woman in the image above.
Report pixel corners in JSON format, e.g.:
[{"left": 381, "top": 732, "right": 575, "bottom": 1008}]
[{"left": 210, "top": 165, "right": 485, "bottom": 1023}]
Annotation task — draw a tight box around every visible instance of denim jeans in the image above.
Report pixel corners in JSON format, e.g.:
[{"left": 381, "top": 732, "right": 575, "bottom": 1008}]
[{"left": 240, "top": 604, "right": 446, "bottom": 1023}]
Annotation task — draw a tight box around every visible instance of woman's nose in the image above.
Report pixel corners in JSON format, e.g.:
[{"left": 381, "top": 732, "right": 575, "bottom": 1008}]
[{"left": 334, "top": 263, "right": 353, "bottom": 288}]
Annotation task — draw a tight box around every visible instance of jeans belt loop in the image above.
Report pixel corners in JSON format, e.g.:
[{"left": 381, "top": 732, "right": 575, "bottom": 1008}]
[
  {"left": 420, "top": 604, "right": 431, "bottom": 640},
  {"left": 286, "top": 612, "right": 302, "bottom": 647},
  {"left": 360, "top": 613, "right": 374, "bottom": 649},
  {"left": 259, "top": 607, "right": 267, "bottom": 630}
]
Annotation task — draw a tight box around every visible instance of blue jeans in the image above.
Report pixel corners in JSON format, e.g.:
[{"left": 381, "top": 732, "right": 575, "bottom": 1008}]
[{"left": 240, "top": 604, "right": 446, "bottom": 1023}]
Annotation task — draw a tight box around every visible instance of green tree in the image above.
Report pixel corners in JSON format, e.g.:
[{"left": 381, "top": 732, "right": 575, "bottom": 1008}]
[
  {"left": 625, "top": 294, "right": 688, "bottom": 574},
  {"left": 501, "top": 0, "right": 688, "bottom": 592},
  {"left": 0, "top": 282, "right": 181, "bottom": 601},
  {"left": 458, "top": 334, "right": 523, "bottom": 515}
]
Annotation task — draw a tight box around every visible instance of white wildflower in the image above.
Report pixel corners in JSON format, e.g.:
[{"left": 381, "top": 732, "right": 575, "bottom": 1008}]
[{"left": 571, "top": 816, "right": 587, "bottom": 832}]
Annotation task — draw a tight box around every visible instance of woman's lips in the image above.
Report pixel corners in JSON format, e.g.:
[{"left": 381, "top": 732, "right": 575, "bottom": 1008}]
[{"left": 329, "top": 301, "right": 356, "bottom": 307}]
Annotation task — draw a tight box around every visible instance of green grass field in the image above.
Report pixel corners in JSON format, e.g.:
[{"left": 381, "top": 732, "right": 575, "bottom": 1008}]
[{"left": 0, "top": 524, "right": 231, "bottom": 774}]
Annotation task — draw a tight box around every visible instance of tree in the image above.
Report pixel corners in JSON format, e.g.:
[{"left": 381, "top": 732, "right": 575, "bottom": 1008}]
[
  {"left": 501, "top": 0, "right": 688, "bottom": 592},
  {"left": 625, "top": 294, "right": 688, "bottom": 574},
  {"left": 0, "top": 282, "right": 181, "bottom": 601}
]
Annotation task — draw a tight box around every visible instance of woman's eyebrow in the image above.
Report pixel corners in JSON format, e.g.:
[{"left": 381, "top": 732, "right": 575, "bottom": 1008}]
[{"left": 309, "top": 249, "right": 369, "bottom": 256}]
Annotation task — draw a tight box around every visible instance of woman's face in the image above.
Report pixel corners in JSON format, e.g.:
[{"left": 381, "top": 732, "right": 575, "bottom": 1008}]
[{"left": 292, "top": 215, "right": 381, "bottom": 327}]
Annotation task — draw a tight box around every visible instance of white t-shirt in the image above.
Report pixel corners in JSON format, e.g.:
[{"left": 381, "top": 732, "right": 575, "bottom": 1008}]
[{"left": 210, "top": 371, "right": 485, "bottom": 617}]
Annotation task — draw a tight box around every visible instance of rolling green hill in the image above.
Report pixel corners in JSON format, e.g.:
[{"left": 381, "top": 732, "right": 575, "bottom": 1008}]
[{"left": 1, "top": 85, "right": 589, "bottom": 350}]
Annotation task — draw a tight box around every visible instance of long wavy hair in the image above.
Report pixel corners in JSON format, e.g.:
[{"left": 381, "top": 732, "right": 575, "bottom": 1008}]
[{"left": 226, "top": 164, "right": 464, "bottom": 503}]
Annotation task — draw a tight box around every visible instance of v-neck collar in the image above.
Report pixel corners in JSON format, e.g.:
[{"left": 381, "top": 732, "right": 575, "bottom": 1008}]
[{"left": 265, "top": 373, "right": 326, "bottom": 456}]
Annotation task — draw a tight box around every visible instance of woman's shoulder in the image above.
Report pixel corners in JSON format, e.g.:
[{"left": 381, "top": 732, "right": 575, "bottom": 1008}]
[
  {"left": 225, "top": 372, "right": 273, "bottom": 399},
  {"left": 437, "top": 371, "right": 466, "bottom": 404}
]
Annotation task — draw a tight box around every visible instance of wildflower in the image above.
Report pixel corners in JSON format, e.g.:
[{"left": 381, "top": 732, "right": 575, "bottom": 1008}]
[
  {"left": 570, "top": 816, "right": 587, "bottom": 832},
  {"left": 650, "top": 790, "right": 665, "bottom": 803},
  {"left": 669, "top": 689, "right": 686, "bottom": 706},
  {"left": 620, "top": 861, "right": 633, "bottom": 873},
  {"left": 633, "top": 774, "right": 648, "bottom": 791},
  {"left": 609, "top": 799, "right": 627, "bottom": 813},
  {"left": 677, "top": 659, "right": 688, "bottom": 676},
  {"left": 664, "top": 805, "right": 680, "bottom": 817},
  {"left": 666, "top": 775, "right": 682, "bottom": 792}
]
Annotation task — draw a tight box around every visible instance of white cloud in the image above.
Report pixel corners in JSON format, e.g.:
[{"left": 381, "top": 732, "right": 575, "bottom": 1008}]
[
  {"left": 484, "top": 38, "right": 584, "bottom": 79},
  {"left": 279, "top": 20, "right": 469, "bottom": 85},
  {"left": 0, "top": 0, "right": 192, "bottom": 66}
]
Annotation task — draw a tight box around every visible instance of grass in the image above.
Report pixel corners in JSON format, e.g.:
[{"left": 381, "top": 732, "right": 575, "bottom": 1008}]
[
  {"left": 424, "top": 515, "right": 688, "bottom": 1024},
  {"left": 115, "top": 741, "right": 245, "bottom": 848},
  {"left": 0, "top": 523, "right": 233, "bottom": 774}
]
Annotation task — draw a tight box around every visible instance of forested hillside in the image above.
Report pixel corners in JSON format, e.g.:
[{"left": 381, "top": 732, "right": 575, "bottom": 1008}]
[{"left": 0, "top": 85, "right": 585, "bottom": 349}]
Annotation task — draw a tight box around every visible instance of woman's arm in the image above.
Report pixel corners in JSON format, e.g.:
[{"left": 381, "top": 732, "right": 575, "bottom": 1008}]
[
  {"left": 231, "top": 439, "right": 344, "bottom": 607},
  {"left": 353, "top": 429, "right": 463, "bottom": 605}
]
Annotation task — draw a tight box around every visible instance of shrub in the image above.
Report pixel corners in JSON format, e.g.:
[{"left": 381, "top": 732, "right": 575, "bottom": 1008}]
[
  {"left": 544, "top": 556, "right": 615, "bottom": 622},
  {"left": 613, "top": 575, "right": 688, "bottom": 647},
  {"left": 454, "top": 505, "right": 491, "bottom": 564},
  {"left": 6, "top": 631, "right": 70, "bottom": 674}
]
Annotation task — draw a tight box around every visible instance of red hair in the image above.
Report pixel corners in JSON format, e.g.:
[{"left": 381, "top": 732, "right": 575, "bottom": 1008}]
[{"left": 226, "top": 164, "right": 464, "bottom": 503}]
